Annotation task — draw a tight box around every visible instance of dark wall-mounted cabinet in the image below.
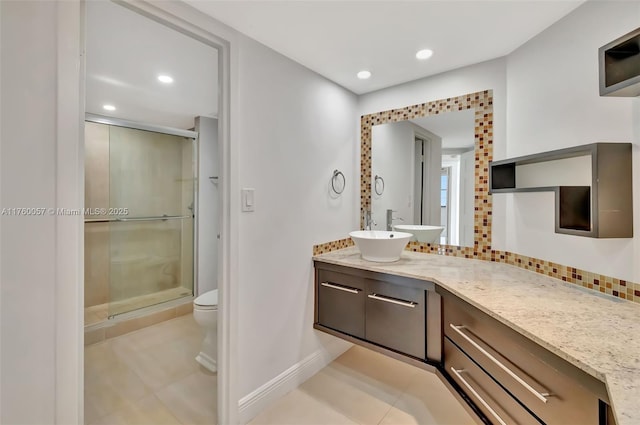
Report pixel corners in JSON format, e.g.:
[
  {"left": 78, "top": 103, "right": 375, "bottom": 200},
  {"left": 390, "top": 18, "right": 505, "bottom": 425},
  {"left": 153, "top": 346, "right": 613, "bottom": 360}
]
[
  {"left": 489, "top": 143, "right": 632, "bottom": 238},
  {"left": 599, "top": 27, "right": 640, "bottom": 97},
  {"left": 314, "top": 262, "right": 439, "bottom": 363}
]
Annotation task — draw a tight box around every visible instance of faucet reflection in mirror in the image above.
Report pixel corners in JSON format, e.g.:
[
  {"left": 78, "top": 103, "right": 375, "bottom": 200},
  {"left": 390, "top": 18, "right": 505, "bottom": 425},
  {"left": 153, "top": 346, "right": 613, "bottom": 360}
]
[
  {"left": 386, "top": 209, "right": 404, "bottom": 231},
  {"left": 361, "top": 90, "right": 493, "bottom": 256}
]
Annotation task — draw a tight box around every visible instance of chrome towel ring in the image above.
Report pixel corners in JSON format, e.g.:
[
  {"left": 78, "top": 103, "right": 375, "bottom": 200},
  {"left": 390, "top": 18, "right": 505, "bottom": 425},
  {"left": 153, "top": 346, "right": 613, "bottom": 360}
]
[
  {"left": 331, "top": 169, "right": 346, "bottom": 194},
  {"left": 374, "top": 175, "right": 385, "bottom": 195}
]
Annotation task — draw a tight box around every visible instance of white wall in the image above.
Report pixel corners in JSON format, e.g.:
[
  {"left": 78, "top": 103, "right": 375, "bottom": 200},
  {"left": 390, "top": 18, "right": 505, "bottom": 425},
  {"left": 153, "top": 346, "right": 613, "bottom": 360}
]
[
  {"left": 1, "top": 1, "right": 83, "bottom": 424},
  {"left": 371, "top": 122, "right": 415, "bottom": 229},
  {"left": 235, "top": 32, "right": 357, "bottom": 404},
  {"left": 1, "top": 2, "right": 357, "bottom": 424},
  {"left": 358, "top": 58, "right": 508, "bottom": 248},
  {"left": 1, "top": 2, "right": 57, "bottom": 421},
  {"left": 196, "top": 116, "right": 219, "bottom": 295},
  {"left": 504, "top": 1, "right": 640, "bottom": 281}
]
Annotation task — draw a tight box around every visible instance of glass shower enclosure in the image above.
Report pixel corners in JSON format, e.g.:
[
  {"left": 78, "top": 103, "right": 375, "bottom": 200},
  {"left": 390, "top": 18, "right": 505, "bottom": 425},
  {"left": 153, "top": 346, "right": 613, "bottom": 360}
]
[{"left": 84, "top": 117, "right": 195, "bottom": 323}]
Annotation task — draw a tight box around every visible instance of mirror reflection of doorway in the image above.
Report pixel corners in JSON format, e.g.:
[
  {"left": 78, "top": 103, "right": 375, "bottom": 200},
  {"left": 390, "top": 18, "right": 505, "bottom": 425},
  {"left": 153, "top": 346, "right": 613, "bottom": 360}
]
[
  {"left": 415, "top": 137, "right": 426, "bottom": 224},
  {"left": 440, "top": 167, "right": 451, "bottom": 244}
]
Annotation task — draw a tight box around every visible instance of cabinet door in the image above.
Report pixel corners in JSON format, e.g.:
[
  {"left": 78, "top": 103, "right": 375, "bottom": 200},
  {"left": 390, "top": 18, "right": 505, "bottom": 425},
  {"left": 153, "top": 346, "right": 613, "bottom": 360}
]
[
  {"left": 317, "top": 270, "right": 365, "bottom": 338},
  {"left": 365, "top": 280, "right": 425, "bottom": 358}
]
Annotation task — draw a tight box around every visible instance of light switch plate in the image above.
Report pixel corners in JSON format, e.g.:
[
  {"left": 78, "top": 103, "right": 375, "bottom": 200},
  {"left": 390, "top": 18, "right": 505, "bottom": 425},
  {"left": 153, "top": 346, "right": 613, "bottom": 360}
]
[{"left": 241, "top": 188, "right": 255, "bottom": 212}]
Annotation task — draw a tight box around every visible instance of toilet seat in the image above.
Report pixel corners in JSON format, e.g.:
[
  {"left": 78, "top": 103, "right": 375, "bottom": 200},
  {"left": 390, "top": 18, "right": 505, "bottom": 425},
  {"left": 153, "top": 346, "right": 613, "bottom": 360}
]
[{"left": 194, "top": 289, "right": 218, "bottom": 310}]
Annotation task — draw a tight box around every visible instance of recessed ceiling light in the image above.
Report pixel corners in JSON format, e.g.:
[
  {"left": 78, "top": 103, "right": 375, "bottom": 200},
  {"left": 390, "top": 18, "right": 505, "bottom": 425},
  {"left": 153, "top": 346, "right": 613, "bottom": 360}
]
[
  {"left": 103, "top": 104, "right": 116, "bottom": 111},
  {"left": 158, "top": 75, "right": 174, "bottom": 84},
  {"left": 416, "top": 49, "right": 434, "bottom": 60},
  {"left": 357, "top": 70, "right": 371, "bottom": 80}
]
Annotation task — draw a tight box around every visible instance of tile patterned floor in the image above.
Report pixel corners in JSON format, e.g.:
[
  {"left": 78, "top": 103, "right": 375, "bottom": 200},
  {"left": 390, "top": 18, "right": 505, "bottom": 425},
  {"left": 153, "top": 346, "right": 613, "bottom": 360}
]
[
  {"left": 249, "top": 345, "right": 475, "bottom": 425},
  {"left": 86, "top": 318, "right": 473, "bottom": 425},
  {"left": 84, "top": 314, "right": 217, "bottom": 425}
]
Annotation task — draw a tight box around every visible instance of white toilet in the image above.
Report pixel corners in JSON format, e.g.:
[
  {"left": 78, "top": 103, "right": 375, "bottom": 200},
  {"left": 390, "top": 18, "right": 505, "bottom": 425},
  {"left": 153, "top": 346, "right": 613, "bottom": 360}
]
[{"left": 193, "top": 289, "right": 218, "bottom": 372}]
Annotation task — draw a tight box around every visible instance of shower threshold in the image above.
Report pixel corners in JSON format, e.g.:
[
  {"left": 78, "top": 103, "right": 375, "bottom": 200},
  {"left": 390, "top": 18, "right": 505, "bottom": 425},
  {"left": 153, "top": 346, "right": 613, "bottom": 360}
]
[{"left": 85, "top": 286, "right": 192, "bottom": 326}]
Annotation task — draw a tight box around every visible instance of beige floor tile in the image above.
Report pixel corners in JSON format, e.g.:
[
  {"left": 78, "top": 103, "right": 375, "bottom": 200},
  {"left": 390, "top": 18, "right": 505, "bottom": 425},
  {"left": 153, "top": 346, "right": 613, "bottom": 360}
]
[
  {"left": 378, "top": 405, "right": 433, "bottom": 425},
  {"left": 299, "top": 366, "right": 395, "bottom": 424},
  {"left": 332, "top": 346, "right": 419, "bottom": 394},
  {"left": 85, "top": 361, "right": 151, "bottom": 421},
  {"left": 382, "top": 370, "right": 476, "bottom": 425},
  {"left": 85, "top": 341, "right": 120, "bottom": 380},
  {"left": 155, "top": 369, "right": 217, "bottom": 425},
  {"left": 85, "top": 310, "right": 210, "bottom": 425},
  {"left": 248, "top": 388, "right": 358, "bottom": 425},
  {"left": 110, "top": 314, "right": 201, "bottom": 353},
  {"left": 111, "top": 336, "right": 200, "bottom": 391},
  {"left": 89, "top": 394, "right": 182, "bottom": 425}
]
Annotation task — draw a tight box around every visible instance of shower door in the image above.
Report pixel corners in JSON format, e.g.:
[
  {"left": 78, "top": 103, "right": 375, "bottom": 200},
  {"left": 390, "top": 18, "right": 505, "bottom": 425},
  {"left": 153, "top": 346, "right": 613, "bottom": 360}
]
[{"left": 108, "top": 125, "right": 195, "bottom": 317}]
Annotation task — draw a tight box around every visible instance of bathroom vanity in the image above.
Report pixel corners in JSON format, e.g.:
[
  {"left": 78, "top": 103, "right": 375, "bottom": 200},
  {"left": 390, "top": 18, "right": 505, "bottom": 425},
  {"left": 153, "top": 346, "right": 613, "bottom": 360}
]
[{"left": 313, "top": 248, "right": 640, "bottom": 425}]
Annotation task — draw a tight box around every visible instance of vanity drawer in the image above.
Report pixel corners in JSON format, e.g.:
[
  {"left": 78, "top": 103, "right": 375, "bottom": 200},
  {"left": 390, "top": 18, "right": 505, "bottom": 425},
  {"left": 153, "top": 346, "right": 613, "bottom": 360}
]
[
  {"left": 317, "top": 270, "right": 366, "bottom": 338},
  {"left": 443, "top": 294, "right": 600, "bottom": 425},
  {"left": 365, "top": 279, "right": 425, "bottom": 358},
  {"left": 444, "top": 338, "right": 541, "bottom": 425}
]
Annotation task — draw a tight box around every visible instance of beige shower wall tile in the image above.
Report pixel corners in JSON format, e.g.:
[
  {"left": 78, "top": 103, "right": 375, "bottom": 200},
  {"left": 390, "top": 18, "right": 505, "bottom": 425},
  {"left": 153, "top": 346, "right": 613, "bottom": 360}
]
[
  {"left": 108, "top": 126, "right": 185, "bottom": 217},
  {"left": 85, "top": 222, "right": 110, "bottom": 307},
  {"left": 85, "top": 122, "right": 110, "bottom": 213}
]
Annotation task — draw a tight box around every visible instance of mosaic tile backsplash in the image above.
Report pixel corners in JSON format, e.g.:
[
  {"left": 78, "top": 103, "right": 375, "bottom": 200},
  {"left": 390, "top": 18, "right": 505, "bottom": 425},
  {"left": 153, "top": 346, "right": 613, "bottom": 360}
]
[{"left": 313, "top": 240, "right": 640, "bottom": 304}]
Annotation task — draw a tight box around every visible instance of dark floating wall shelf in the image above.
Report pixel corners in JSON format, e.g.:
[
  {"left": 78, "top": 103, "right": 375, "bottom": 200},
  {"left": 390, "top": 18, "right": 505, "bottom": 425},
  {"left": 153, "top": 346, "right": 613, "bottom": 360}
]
[
  {"left": 599, "top": 27, "right": 640, "bottom": 97},
  {"left": 489, "top": 143, "right": 633, "bottom": 238}
]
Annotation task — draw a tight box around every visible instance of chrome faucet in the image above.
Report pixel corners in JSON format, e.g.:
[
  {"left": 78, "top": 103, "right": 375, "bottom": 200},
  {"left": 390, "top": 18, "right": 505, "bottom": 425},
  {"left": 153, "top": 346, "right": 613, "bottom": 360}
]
[
  {"left": 386, "top": 209, "right": 404, "bottom": 231},
  {"left": 363, "top": 209, "right": 376, "bottom": 230}
]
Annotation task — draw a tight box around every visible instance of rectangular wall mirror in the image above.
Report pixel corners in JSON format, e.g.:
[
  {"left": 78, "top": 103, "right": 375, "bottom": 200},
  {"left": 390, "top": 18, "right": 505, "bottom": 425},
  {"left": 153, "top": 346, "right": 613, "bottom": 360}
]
[{"left": 361, "top": 90, "right": 494, "bottom": 254}]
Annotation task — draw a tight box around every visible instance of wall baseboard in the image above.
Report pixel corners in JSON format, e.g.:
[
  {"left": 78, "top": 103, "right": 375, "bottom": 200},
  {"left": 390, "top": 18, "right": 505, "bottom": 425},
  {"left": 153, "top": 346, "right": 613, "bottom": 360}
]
[{"left": 238, "top": 337, "right": 351, "bottom": 424}]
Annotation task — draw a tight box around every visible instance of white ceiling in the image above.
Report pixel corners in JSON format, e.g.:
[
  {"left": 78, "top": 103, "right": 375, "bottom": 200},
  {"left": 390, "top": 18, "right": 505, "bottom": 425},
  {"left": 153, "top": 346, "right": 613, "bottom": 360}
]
[
  {"left": 187, "top": 0, "right": 584, "bottom": 94},
  {"left": 86, "top": 1, "right": 218, "bottom": 129},
  {"left": 85, "top": 0, "right": 584, "bottom": 128}
]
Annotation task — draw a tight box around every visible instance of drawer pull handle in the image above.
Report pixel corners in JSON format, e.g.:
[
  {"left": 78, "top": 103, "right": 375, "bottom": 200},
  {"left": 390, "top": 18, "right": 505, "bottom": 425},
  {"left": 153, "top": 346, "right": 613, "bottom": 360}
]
[
  {"left": 450, "top": 367, "right": 508, "bottom": 425},
  {"left": 450, "top": 324, "right": 550, "bottom": 404},
  {"left": 320, "top": 282, "right": 361, "bottom": 294},
  {"left": 368, "top": 293, "right": 416, "bottom": 308}
]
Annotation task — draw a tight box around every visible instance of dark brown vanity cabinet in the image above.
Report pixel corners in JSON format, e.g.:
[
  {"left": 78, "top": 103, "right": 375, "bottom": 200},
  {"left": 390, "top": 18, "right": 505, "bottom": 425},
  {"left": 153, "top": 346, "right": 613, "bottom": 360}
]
[
  {"left": 439, "top": 287, "right": 611, "bottom": 425},
  {"left": 317, "top": 269, "right": 366, "bottom": 339},
  {"left": 365, "top": 280, "right": 425, "bottom": 359},
  {"left": 315, "top": 262, "right": 433, "bottom": 361}
]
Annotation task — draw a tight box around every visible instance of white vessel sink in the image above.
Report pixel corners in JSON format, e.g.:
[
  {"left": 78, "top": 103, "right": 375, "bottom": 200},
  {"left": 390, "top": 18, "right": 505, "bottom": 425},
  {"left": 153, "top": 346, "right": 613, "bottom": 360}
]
[
  {"left": 392, "top": 224, "right": 444, "bottom": 244},
  {"left": 349, "top": 230, "right": 412, "bottom": 262}
]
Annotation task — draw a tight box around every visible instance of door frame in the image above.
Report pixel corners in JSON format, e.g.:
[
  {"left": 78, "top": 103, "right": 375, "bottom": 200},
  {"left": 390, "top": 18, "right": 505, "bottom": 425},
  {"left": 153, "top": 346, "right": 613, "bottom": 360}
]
[{"left": 56, "top": 1, "right": 238, "bottom": 423}]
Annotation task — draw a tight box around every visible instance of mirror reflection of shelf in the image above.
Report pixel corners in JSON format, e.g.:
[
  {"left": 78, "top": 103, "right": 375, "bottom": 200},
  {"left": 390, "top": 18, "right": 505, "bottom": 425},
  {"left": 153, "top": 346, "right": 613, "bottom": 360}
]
[{"left": 489, "top": 143, "right": 632, "bottom": 238}]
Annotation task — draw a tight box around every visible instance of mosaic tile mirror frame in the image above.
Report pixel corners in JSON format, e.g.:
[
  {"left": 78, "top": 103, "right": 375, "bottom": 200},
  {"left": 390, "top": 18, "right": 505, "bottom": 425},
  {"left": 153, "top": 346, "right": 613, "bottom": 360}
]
[{"left": 360, "top": 90, "right": 494, "bottom": 259}]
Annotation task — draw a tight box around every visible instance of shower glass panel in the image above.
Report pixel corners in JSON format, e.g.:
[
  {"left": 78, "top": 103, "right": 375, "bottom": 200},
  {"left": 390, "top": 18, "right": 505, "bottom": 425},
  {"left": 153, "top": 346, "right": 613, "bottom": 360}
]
[{"left": 107, "top": 125, "right": 194, "bottom": 318}]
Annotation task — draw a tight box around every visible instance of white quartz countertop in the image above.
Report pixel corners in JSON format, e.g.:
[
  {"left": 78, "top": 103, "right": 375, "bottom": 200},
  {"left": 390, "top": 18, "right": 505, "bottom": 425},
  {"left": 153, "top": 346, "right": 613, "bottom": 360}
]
[{"left": 313, "top": 247, "right": 640, "bottom": 425}]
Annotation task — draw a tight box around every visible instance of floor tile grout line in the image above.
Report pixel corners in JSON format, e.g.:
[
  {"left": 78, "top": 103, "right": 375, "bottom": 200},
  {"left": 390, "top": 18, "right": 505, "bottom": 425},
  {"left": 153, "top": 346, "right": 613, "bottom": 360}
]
[{"left": 375, "top": 403, "right": 395, "bottom": 425}]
